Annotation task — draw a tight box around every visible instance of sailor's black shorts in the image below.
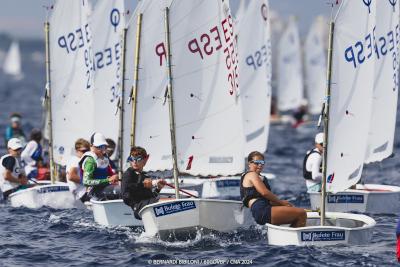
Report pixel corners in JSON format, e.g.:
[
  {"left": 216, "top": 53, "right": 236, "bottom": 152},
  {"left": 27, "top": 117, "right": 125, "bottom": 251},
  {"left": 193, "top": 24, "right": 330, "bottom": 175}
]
[{"left": 250, "top": 198, "right": 272, "bottom": 225}]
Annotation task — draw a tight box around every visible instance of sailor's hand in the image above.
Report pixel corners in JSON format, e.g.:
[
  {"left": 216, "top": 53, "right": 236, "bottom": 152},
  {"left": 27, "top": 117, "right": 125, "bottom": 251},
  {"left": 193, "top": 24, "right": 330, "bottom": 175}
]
[
  {"left": 108, "top": 175, "right": 119, "bottom": 184},
  {"left": 19, "top": 176, "right": 28, "bottom": 185},
  {"left": 156, "top": 179, "right": 166, "bottom": 190},
  {"left": 143, "top": 178, "right": 153, "bottom": 189},
  {"left": 279, "top": 200, "right": 293, "bottom": 207}
]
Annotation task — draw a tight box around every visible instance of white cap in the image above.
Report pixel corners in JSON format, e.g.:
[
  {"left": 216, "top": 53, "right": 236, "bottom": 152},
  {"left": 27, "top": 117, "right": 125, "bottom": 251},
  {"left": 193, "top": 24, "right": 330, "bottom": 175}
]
[
  {"left": 90, "top": 132, "right": 107, "bottom": 147},
  {"left": 300, "top": 98, "right": 308, "bottom": 106},
  {"left": 315, "top": 132, "right": 324, "bottom": 144},
  {"left": 8, "top": 138, "right": 23, "bottom": 150},
  {"left": 11, "top": 117, "right": 20, "bottom": 123}
]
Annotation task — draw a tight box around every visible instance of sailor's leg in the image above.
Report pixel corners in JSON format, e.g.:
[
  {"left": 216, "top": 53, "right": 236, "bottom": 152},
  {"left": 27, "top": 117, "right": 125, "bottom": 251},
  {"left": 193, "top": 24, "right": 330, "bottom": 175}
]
[{"left": 270, "top": 206, "right": 307, "bottom": 227}]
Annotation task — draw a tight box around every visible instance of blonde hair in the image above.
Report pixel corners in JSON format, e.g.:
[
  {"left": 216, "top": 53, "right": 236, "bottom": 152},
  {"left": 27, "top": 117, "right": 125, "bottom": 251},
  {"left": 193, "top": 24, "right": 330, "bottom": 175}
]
[{"left": 75, "top": 138, "right": 90, "bottom": 151}]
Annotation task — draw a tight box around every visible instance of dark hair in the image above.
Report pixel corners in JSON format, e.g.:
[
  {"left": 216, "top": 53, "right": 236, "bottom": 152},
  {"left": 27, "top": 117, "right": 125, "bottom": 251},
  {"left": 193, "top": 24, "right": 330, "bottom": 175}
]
[
  {"left": 30, "top": 128, "right": 42, "bottom": 142},
  {"left": 247, "top": 151, "right": 264, "bottom": 162},
  {"left": 130, "top": 146, "right": 148, "bottom": 158},
  {"left": 10, "top": 112, "right": 22, "bottom": 119},
  {"left": 106, "top": 138, "right": 116, "bottom": 149}
]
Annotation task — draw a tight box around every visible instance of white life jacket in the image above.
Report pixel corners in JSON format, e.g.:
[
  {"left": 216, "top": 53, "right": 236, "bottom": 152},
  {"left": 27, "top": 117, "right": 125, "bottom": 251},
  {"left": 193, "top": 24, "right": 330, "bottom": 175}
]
[{"left": 0, "top": 154, "right": 23, "bottom": 192}]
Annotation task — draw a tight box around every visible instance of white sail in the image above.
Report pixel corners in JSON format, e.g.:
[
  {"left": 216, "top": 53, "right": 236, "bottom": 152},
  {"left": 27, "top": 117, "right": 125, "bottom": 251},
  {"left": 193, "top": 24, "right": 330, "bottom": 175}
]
[
  {"left": 90, "top": 0, "right": 125, "bottom": 149},
  {"left": 326, "top": 1, "right": 376, "bottom": 192},
  {"left": 168, "top": 0, "right": 245, "bottom": 176},
  {"left": 237, "top": 0, "right": 271, "bottom": 155},
  {"left": 3, "top": 41, "right": 22, "bottom": 78},
  {"left": 364, "top": 0, "right": 400, "bottom": 163},
  {"left": 304, "top": 16, "right": 326, "bottom": 115},
  {"left": 123, "top": 0, "right": 173, "bottom": 171},
  {"left": 232, "top": 0, "right": 248, "bottom": 28},
  {"left": 277, "top": 16, "right": 303, "bottom": 111},
  {"left": 49, "top": 0, "right": 94, "bottom": 165}
]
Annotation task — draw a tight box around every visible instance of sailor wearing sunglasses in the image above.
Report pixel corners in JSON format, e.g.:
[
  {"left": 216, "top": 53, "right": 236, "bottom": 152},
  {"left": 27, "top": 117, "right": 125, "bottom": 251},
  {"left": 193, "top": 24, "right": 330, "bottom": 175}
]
[
  {"left": 240, "top": 151, "right": 306, "bottom": 227},
  {"left": 121, "top": 146, "right": 166, "bottom": 220},
  {"left": 79, "top": 133, "right": 119, "bottom": 201}
]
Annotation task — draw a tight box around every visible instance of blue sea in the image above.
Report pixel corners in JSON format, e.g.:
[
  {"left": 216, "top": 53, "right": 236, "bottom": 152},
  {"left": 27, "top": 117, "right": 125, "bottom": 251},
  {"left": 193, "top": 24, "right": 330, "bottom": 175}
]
[{"left": 0, "top": 38, "right": 399, "bottom": 267}]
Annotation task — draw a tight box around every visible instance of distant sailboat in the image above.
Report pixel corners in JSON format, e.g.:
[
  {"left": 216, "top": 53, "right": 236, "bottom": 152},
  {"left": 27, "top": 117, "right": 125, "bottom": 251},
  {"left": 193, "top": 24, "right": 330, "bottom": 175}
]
[
  {"left": 3, "top": 41, "right": 23, "bottom": 80},
  {"left": 304, "top": 16, "right": 326, "bottom": 115},
  {"left": 277, "top": 16, "right": 303, "bottom": 112}
]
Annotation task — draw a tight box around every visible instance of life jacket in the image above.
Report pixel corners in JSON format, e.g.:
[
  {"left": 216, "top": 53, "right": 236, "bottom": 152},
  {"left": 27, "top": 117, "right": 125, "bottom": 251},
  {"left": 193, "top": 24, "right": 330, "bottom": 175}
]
[
  {"left": 31, "top": 142, "right": 42, "bottom": 162},
  {"left": 0, "top": 154, "right": 23, "bottom": 192},
  {"left": 78, "top": 151, "right": 111, "bottom": 183},
  {"left": 303, "top": 148, "right": 322, "bottom": 180},
  {"left": 240, "top": 171, "right": 271, "bottom": 208}
]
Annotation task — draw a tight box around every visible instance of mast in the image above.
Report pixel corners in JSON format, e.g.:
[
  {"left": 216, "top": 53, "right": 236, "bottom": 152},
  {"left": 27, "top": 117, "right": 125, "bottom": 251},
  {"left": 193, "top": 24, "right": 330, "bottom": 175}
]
[
  {"left": 129, "top": 13, "right": 143, "bottom": 147},
  {"left": 164, "top": 7, "right": 180, "bottom": 199},
  {"left": 118, "top": 28, "right": 128, "bottom": 178},
  {"left": 44, "top": 21, "right": 56, "bottom": 184},
  {"left": 321, "top": 20, "right": 334, "bottom": 226}
]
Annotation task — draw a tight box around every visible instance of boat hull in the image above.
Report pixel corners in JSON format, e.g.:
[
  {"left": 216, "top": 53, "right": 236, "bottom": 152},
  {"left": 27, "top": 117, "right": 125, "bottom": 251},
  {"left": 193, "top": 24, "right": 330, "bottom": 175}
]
[
  {"left": 266, "top": 212, "right": 376, "bottom": 246},
  {"left": 139, "top": 199, "right": 254, "bottom": 240},
  {"left": 309, "top": 184, "right": 400, "bottom": 214},
  {"left": 9, "top": 183, "right": 81, "bottom": 209},
  {"left": 91, "top": 199, "right": 142, "bottom": 227},
  {"left": 165, "top": 174, "right": 275, "bottom": 200},
  {"left": 90, "top": 188, "right": 198, "bottom": 227}
]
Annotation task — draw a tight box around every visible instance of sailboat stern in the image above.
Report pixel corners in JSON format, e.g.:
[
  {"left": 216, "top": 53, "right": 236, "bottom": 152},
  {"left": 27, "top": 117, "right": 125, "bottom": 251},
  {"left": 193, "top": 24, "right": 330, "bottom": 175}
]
[
  {"left": 140, "top": 199, "right": 254, "bottom": 240},
  {"left": 266, "top": 212, "right": 376, "bottom": 246},
  {"left": 309, "top": 184, "right": 400, "bottom": 214},
  {"left": 9, "top": 183, "right": 78, "bottom": 209}
]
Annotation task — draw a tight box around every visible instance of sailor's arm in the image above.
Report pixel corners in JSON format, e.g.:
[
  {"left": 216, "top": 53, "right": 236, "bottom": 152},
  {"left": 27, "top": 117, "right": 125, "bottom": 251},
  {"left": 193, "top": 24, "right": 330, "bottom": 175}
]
[
  {"left": 4, "top": 170, "right": 27, "bottom": 185},
  {"left": 249, "top": 173, "right": 292, "bottom": 207},
  {"left": 310, "top": 154, "right": 322, "bottom": 182}
]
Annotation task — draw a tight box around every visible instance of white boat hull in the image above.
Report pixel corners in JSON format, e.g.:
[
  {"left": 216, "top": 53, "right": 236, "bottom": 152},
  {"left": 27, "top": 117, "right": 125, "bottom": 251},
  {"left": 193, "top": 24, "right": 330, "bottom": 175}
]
[
  {"left": 90, "top": 188, "right": 198, "bottom": 227},
  {"left": 91, "top": 199, "right": 142, "bottom": 227},
  {"left": 9, "top": 183, "right": 81, "bottom": 209},
  {"left": 165, "top": 174, "right": 276, "bottom": 200},
  {"left": 309, "top": 184, "right": 400, "bottom": 214},
  {"left": 266, "top": 212, "right": 376, "bottom": 246},
  {"left": 139, "top": 199, "right": 254, "bottom": 240}
]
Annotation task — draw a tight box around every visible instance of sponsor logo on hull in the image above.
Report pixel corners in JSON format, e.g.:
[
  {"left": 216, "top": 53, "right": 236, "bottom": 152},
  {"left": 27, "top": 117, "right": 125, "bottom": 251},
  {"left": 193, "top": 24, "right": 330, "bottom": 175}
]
[
  {"left": 216, "top": 180, "right": 240, "bottom": 188},
  {"left": 37, "top": 186, "right": 70, "bottom": 194},
  {"left": 301, "top": 230, "right": 345, "bottom": 242},
  {"left": 153, "top": 201, "right": 196, "bottom": 217},
  {"left": 327, "top": 194, "right": 364, "bottom": 203}
]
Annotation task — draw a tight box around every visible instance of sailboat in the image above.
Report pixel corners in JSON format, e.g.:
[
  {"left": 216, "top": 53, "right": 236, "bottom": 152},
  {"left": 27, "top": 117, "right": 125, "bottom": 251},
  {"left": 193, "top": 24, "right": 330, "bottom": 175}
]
[
  {"left": 270, "top": 16, "right": 304, "bottom": 125},
  {"left": 304, "top": 16, "right": 326, "bottom": 115},
  {"left": 89, "top": 0, "right": 199, "bottom": 227},
  {"left": 266, "top": 0, "right": 376, "bottom": 246},
  {"left": 137, "top": 0, "right": 257, "bottom": 239},
  {"left": 159, "top": 0, "right": 276, "bottom": 200},
  {"left": 3, "top": 41, "right": 23, "bottom": 80},
  {"left": 308, "top": 0, "right": 400, "bottom": 215},
  {"left": 9, "top": 0, "right": 93, "bottom": 209}
]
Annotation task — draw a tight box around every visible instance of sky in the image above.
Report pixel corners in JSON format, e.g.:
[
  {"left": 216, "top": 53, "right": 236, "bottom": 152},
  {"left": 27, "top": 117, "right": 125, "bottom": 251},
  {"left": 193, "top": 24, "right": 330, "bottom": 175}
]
[{"left": 0, "top": 0, "right": 330, "bottom": 40}]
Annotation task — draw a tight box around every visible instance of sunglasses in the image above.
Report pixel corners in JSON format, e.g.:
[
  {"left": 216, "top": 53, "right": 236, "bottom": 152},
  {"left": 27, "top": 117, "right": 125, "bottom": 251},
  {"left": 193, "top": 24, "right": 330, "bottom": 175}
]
[
  {"left": 127, "top": 156, "right": 144, "bottom": 163},
  {"left": 250, "top": 160, "right": 265, "bottom": 165},
  {"left": 95, "top": 145, "right": 107, "bottom": 150},
  {"left": 77, "top": 148, "right": 89, "bottom": 153}
]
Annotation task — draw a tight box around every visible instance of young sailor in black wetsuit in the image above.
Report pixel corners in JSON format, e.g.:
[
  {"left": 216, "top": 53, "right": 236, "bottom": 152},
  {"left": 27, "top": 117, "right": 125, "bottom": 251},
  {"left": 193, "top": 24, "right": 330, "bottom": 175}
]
[
  {"left": 121, "top": 146, "right": 166, "bottom": 219},
  {"left": 240, "top": 151, "right": 307, "bottom": 227}
]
